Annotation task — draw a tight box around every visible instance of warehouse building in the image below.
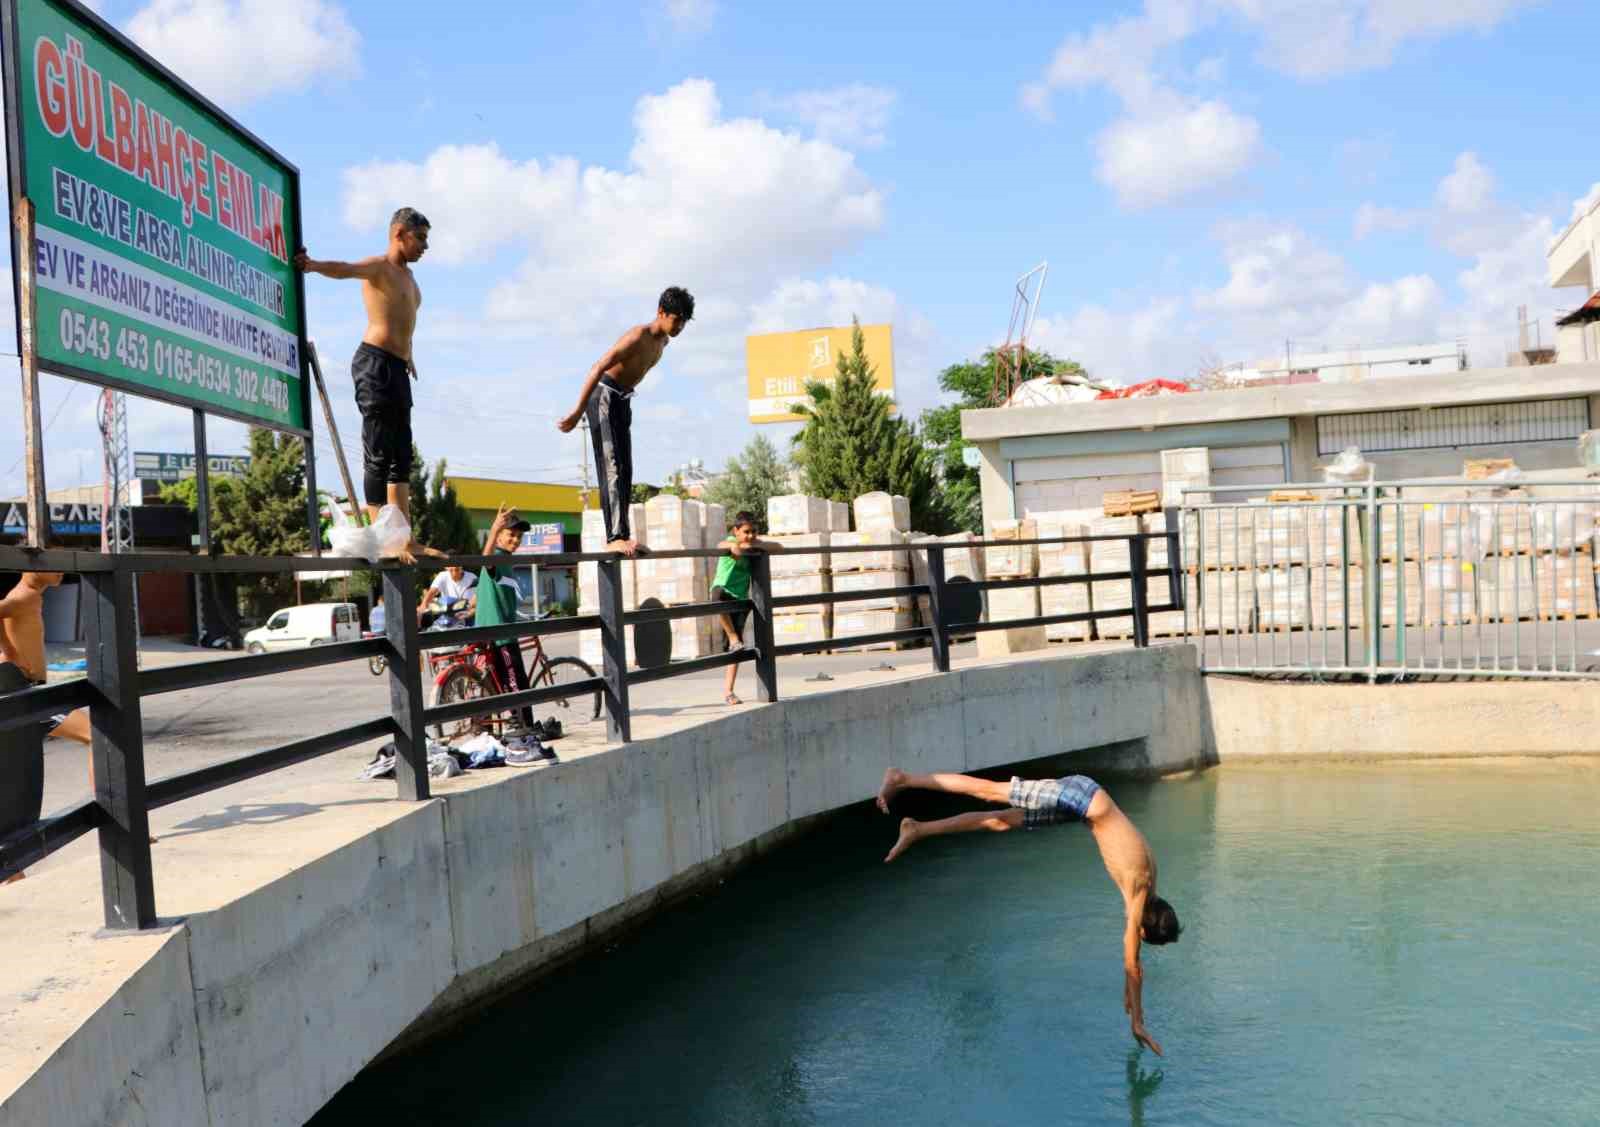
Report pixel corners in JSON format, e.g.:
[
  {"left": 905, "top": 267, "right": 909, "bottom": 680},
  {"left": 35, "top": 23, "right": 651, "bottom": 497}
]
[{"left": 960, "top": 363, "right": 1600, "bottom": 526}]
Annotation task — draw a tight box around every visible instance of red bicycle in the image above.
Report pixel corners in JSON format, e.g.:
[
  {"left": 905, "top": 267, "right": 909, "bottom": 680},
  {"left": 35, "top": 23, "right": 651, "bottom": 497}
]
[{"left": 426, "top": 620, "right": 601, "bottom": 741}]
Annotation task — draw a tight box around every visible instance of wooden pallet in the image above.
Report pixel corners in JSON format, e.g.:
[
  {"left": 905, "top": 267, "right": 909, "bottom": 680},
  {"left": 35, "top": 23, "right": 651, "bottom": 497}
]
[
  {"left": 1464, "top": 458, "right": 1517, "bottom": 480},
  {"left": 1103, "top": 489, "right": 1161, "bottom": 517},
  {"left": 1268, "top": 489, "right": 1318, "bottom": 503}
]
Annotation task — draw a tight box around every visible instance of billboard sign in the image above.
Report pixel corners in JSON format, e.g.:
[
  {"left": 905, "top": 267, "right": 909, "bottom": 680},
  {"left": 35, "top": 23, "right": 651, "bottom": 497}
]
[
  {"left": 1, "top": 0, "right": 309, "bottom": 431},
  {"left": 517, "top": 522, "right": 567, "bottom": 555},
  {"left": 745, "top": 323, "right": 894, "bottom": 424},
  {"left": 133, "top": 450, "right": 250, "bottom": 480},
  {"left": 2, "top": 499, "right": 100, "bottom": 535}
]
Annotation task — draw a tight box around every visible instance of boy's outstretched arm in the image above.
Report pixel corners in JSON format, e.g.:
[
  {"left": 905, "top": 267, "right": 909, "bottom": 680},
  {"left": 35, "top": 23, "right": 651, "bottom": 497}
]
[
  {"left": 1123, "top": 891, "right": 1162, "bottom": 1056},
  {"left": 293, "top": 252, "right": 385, "bottom": 281},
  {"left": 557, "top": 327, "right": 644, "bottom": 432}
]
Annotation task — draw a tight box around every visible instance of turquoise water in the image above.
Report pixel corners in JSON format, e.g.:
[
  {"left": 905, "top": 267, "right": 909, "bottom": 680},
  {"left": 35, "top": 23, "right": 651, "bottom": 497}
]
[{"left": 313, "top": 763, "right": 1600, "bottom": 1126}]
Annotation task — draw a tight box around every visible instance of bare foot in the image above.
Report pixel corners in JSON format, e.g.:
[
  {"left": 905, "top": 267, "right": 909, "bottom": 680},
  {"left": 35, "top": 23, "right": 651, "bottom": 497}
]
[
  {"left": 724, "top": 693, "right": 742, "bottom": 706},
  {"left": 605, "top": 538, "right": 640, "bottom": 558},
  {"left": 413, "top": 540, "right": 446, "bottom": 559},
  {"left": 884, "top": 817, "right": 919, "bottom": 863},
  {"left": 876, "top": 766, "right": 907, "bottom": 814}
]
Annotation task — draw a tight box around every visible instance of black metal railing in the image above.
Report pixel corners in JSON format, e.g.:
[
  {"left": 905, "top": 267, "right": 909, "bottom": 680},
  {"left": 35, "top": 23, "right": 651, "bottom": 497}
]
[{"left": 0, "top": 515, "right": 1183, "bottom": 929}]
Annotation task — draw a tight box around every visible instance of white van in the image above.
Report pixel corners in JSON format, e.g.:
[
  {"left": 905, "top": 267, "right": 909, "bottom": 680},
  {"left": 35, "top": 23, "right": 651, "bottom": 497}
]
[{"left": 243, "top": 603, "right": 360, "bottom": 654}]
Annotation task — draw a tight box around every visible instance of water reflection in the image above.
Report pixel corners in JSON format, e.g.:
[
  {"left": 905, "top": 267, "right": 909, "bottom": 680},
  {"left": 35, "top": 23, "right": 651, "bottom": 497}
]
[{"left": 1125, "top": 1051, "right": 1164, "bottom": 1127}]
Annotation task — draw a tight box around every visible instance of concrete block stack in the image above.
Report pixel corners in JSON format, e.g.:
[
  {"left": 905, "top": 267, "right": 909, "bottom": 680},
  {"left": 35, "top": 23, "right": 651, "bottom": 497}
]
[
  {"left": 1254, "top": 566, "right": 1311, "bottom": 631},
  {"left": 578, "top": 504, "right": 644, "bottom": 668},
  {"left": 1160, "top": 447, "right": 1211, "bottom": 509},
  {"left": 978, "top": 518, "right": 1045, "bottom": 657},
  {"left": 1181, "top": 506, "right": 1256, "bottom": 571},
  {"left": 639, "top": 496, "right": 716, "bottom": 660},
  {"left": 1086, "top": 515, "right": 1146, "bottom": 639},
  {"left": 1374, "top": 562, "right": 1424, "bottom": 628},
  {"left": 1033, "top": 511, "right": 1094, "bottom": 642},
  {"left": 766, "top": 495, "right": 835, "bottom": 646},
  {"left": 1141, "top": 510, "right": 1186, "bottom": 637},
  {"left": 1197, "top": 567, "right": 1258, "bottom": 633},
  {"left": 833, "top": 492, "right": 915, "bottom": 651},
  {"left": 1420, "top": 559, "right": 1477, "bottom": 626}
]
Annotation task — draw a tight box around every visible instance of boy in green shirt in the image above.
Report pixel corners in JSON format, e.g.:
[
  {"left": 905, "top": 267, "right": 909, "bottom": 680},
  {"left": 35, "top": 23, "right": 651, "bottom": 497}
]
[
  {"left": 476, "top": 504, "right": 548, "bottom": 750},
  {"left": 711, "top": 511, "right": 784, "bottom": 705}
]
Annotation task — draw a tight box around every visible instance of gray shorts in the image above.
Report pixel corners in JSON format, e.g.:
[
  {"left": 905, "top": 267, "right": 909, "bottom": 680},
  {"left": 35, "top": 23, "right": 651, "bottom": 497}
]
[{"left": 1009, "top": 775, "right": 1101, "bottom": 829}]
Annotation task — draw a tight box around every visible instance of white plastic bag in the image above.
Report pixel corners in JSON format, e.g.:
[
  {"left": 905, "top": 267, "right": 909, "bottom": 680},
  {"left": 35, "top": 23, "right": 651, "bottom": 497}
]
[
  {"left": 369, "top": 504, "right": 413, "bottom": 560},
  {"left": 1321, "top": 446, "right": 1372, "bottom": 483},
  {"left": 326, "top": 503, "right": 376, "bottom": 561}
]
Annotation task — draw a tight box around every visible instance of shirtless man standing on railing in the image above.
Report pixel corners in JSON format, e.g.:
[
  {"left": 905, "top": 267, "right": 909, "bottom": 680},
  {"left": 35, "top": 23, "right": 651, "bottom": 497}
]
[
  {"left": 297, "top": 207, "right": 443, "bottom": 564},
  {"left": 0, "top": 573, "right": 91, "bottom": 884}
]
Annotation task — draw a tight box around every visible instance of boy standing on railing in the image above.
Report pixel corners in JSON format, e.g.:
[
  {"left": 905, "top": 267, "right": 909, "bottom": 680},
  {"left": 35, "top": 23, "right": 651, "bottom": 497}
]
[
  {"left": 475, "top": 506, "right": 553, "bottom": 759},
  {"left": 0, "top": 572, "right": 92, "bottom": 884},
  {"left": 711, "top": 512, "right": 784, "bottom": 706}
]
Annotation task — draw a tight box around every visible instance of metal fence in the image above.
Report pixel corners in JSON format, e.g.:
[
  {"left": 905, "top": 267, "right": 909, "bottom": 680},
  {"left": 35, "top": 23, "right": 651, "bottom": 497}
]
[
  {"left": 0, "top": 526, "right": 1182, "bottom": 929},
  {"left": 1182, "top": 480, "right": 1600, "bottom": 680}
]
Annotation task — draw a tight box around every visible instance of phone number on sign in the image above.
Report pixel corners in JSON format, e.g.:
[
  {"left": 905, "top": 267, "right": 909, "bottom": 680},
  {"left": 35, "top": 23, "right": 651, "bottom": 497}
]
[{"left": 56, "top": 309, "right": 291, "bottom": 415}]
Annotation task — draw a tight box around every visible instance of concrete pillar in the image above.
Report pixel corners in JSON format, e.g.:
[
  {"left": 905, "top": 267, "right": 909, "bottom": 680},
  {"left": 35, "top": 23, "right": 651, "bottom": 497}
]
[
  {"left": 976, "top": 441, "right": 1014, "bottom": 529},
  {"left": 1287, "top": 417, "right": 1320, "bottom": 481}
]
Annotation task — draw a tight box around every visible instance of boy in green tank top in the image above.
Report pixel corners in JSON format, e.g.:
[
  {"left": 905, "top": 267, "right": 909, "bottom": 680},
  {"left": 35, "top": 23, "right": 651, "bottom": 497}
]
[{"left": 711, "top": 512, "right": 784, "bottom": 705}]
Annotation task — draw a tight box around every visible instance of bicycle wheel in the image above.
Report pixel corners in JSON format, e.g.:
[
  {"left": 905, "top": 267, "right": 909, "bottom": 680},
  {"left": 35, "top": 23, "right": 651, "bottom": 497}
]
[
  {"left": 532, "top": 656, "right": 602, "bottom": 729},
  {"left": 430, "top": 664, "right": 491, "bottom": 741},
  {"left": 368, "top": 655, "right": 388, "bottom": 676}
]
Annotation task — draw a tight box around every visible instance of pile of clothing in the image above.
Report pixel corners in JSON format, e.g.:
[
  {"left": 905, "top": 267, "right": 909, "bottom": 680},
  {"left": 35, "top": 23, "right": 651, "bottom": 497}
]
[{"left": 360, "top": 718, "right": 564, "bottom": 781}]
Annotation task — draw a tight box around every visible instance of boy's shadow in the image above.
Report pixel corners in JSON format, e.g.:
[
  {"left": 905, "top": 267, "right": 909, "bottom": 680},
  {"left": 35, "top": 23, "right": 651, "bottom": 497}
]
[{"left": 1126, "top": 1050, "right": 1164, "bottom": 1127}]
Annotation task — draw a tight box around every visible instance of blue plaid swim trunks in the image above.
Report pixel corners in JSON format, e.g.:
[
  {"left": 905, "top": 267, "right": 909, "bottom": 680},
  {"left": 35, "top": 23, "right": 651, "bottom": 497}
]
[{"left": 1009, "top": 775, "right": 1102, "bottom": 829}]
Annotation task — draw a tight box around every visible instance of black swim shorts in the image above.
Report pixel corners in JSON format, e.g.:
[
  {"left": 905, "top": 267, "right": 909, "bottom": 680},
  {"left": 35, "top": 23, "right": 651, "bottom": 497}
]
[
  {"left": 351, "top": 343, "right": 414, "bottom": 506},
  {"left": 0, "top": 662, "right": 47, "bottom": 838}
]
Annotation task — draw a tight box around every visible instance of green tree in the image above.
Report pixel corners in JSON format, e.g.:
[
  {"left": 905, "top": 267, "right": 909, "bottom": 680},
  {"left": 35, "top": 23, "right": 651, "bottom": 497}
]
[
  {"left": 919, "top": 347, "right": 1084, "bottom": 532},
  {"left": 791, "top": 319, "right": 948, "bottom": 533},
  {"left": 159, "top": 474, "right": 238, "bottom": 554},
  {"left": 408, "top": 455, "right": 478, "bottom": 553},
  {"left": 630, "top": 483, "right": 661, "bottom": 505},
  {"left": 704, "top": 434, "right": 792, "bottom": 532},
  {"left": 212, "top": 428, "right": 313, "bottom": 614}
]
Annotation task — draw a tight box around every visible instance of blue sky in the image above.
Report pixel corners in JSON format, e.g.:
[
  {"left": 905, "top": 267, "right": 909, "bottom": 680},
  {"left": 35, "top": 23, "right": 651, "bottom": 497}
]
[{"left": 3, "top": 0, "right": 1597, "bottom": 503}]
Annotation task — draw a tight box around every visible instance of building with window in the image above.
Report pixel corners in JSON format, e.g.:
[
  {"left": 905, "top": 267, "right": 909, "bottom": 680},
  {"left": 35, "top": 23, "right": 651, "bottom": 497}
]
[
  {"left": 960, "top": 364, "right": 1600, "bottom": 526},
  {"left": 1551, "top": 190, "right": 1600, "bottom": 364}
]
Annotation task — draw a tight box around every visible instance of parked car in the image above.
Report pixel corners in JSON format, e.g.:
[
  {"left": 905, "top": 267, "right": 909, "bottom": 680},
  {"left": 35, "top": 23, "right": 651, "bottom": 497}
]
[{"left": 243, "top": 602, "right": 360, "bottom": 655}]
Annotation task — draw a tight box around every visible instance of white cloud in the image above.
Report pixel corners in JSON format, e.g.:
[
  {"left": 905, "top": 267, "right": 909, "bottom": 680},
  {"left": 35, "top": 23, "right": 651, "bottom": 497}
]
[
  {"left": 1436, "top": 151, "right": 1495, "bottom": 215},
  {"left": 769, "top": 84, "right": 897, "bottom": 149},
  {"left": 343, "top": 80, "right": 885, "bottom": 342},
  {"left": 1023, "top": 1, "right": 1259, "bottom": 209},
  {"left": 1197, "top": 221, "right": 1351, "bottom": 318},
  {"left": 1095, "top": 98, "right": 1261, "bottom": 209},
  {"left": 1353, "top": 202, "right": 1418, "bottom": 240},
  {"left": 657, "top": 0, "right": 716, "bottom": 37},
  {"left": 1218, "top": 0, "right": 1538, "bottom": 79},
  {"left": 125, "top": 0, "right": 359, "bottom": 107},
  {"left": 1031, "top": 297, "right": 1194, "bottom": 385},
  {"left": 1570, "top": 182, "right": 1600, "bottom": 225}
]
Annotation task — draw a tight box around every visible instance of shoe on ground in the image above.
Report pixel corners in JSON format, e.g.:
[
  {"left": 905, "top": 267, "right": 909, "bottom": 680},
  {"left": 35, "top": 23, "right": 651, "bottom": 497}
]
[{"left": 507, "top": 745, "right": 555, "bottom": 767}]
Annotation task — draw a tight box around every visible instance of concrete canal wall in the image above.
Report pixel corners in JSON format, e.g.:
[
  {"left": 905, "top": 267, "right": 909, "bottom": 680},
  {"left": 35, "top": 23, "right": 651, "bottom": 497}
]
[{"left": 1, "top": 645, "right": 1206, "bottom": 1127}]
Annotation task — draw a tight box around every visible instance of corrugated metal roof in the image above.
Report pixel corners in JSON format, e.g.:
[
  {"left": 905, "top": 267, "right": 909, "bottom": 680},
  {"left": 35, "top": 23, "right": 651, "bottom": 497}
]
[{"left": 1556, "top": 291, "right": 1600, "bottom": 326}]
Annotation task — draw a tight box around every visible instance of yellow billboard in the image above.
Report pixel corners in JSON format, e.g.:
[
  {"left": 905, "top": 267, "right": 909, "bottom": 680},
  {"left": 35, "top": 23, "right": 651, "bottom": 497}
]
[{"left": 745, "top": 324, "right": 895, "bottom": 424}]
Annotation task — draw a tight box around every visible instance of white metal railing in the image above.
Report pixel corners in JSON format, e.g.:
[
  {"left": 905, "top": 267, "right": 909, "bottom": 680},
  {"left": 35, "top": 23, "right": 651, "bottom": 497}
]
[{"left": 1181, "top": 480, "right": 1600, "bottom": 679}]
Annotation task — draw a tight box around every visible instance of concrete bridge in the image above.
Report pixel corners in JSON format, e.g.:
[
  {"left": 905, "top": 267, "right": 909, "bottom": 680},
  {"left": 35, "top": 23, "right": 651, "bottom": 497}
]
[{"left": 4, "top": 641, "right": 1597, "bottom": 1127}]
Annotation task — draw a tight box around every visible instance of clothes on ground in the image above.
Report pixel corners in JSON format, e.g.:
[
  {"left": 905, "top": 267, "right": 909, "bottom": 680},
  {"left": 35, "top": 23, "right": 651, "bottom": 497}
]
[
  {"left": 711, "top": 584, "right": 750, "bottom": 641},
  {"left": 586, "top": 376, "right": 634, "bottom": 543},
  {"left": 352, "top": 342, "right": 414, "bottom": 506},
  {"left": 1009, "top": 775, "right": 1102, "bottom": 829},
  {"left": 456, "top": 731, "right": 509, "bottom": 768},
  {"left": 0, "top": 662, "right": 46, "bottom": 836}
]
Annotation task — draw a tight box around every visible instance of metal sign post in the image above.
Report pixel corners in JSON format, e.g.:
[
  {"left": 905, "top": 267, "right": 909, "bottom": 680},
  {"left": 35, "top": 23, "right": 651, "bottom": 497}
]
[{"left": 14, "top": 198, "right": 48, "bottom": 547}]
